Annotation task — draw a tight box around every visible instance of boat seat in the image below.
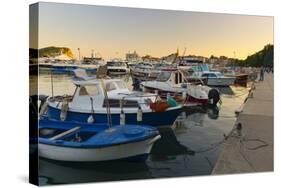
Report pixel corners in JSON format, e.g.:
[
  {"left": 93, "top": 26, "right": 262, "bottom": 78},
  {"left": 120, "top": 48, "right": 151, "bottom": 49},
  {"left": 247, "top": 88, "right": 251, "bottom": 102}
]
[{"left": 49, "top": 126, "right": 81, "bottom": 141}]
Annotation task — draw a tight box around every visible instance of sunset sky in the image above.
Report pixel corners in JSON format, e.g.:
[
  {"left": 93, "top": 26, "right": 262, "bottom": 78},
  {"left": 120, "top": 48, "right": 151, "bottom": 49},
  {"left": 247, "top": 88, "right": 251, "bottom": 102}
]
[{"left": 34, "top": 2, "right": 273, "bottom": 60}]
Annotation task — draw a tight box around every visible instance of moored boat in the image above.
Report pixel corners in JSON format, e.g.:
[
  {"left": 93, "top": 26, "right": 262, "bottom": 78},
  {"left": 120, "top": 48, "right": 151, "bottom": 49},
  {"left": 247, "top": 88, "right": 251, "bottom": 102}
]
[
  {"left": 39, "top": 118, "right": 161, "bottom": 162},
  {"left": 182, "top": 64, "right": 236, "bottom": 87},
  {"left": 200, "top": 71, "right": 236, "bottom": 86},
  {"left": 106, "top": 59, "right": 129, "bottom": 75},
  {"left": 43, "top": 69, "right": 183, "bottom": 127},
  {"left": 140, "top": 70, "right": 221, "bottom": 106}
]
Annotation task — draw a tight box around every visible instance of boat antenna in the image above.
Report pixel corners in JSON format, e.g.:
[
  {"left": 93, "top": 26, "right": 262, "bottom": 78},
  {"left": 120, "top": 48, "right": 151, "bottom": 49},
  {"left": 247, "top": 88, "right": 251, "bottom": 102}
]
[
  {"left": 100, "top": 79, "right": 113, "bottom": 127},
  {"left": 179, "top": 47, "right": 186, "bottom": 65},
  {"left": 50, "top": 70, "right": 54, "bottom": 97}
]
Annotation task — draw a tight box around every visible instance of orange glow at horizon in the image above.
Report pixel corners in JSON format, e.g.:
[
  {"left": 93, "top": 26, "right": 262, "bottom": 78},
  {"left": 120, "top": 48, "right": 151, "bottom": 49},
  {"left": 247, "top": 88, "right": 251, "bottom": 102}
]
[{"left": 36, "top": 2, "right": 274, "bottom": 60}]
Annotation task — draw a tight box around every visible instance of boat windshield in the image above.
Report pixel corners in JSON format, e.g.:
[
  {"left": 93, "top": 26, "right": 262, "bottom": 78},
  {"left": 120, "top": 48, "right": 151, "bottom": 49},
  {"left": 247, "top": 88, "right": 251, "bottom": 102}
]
[
  {"left": 105, "top": 81, "right": 127, "bottom": 91},
  {"left": 115, "top": 81, "right": 127, "bottom": 89},
  {"left": 79, "top": 85, "right": 100, "bottom": 96},
  {"left": 216, "top": 72, "right": 224, "bottom": 77},
  {"left": 156, "top": 71, "right": 172, "bottom": 81}
]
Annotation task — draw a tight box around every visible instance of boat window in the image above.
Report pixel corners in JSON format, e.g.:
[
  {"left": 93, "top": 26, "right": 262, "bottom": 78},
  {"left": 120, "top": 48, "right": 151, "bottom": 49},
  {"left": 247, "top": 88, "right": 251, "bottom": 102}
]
[
  {"left": 179, "top": 72, "right": 183, "bottom": 83},
  {"left": 103, "top": 99, "right": 139, "bottom": 108},
  {"left": 79, "top": 86, "right": 89, "bottom": 96},
  {"left": 107, "top": 61, "right": 125, "bottom": 67},
  {"left": 107, "top": 62, "right": 114, "bottom": 66},
  {"left": 122, "top": 100, "right": 139, "bottom": 107},
  {"left": 201, "top": 64, "right": 209, "bottom": 71},
  {"left": 175, "top": 73, "right": 179, "bottom": 84},
  {"left": 202, "top": 73, "right": 216, "bottom": 78},
  {"left": 105, "top": 82, "right": 117, "bottom": 91},
  {"left": 79, "top": 85, "right": 99, "bottom": 96},
  {"left": 216, "top": 73, "right": 223, "bottom": 77},
  {"left": 201, "top": 73, "right": 208, "bottom": 77},
  {"left": 209, "top": 73, "right": 217, "bottom": 78},
  {"left": 156, "top": 71, "right": 171, "bottom": 81}
]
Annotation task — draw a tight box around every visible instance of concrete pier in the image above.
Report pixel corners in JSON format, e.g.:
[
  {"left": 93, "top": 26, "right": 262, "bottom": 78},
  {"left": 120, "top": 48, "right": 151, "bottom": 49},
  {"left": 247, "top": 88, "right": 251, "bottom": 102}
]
[{"left": 212, "top": 73, "right": 273, "bottom": 174}]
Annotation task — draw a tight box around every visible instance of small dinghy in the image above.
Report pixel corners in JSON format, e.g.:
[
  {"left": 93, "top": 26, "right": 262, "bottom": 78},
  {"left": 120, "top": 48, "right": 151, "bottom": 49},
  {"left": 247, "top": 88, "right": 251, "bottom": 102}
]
[{"left": 39, "top": 118, "right": 161, "bottom": 162}]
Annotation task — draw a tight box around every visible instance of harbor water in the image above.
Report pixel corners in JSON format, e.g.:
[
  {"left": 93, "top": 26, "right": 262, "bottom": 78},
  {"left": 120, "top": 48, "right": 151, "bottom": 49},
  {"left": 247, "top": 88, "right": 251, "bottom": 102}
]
[{"left": 31, "top": 72, "right": 250, "bottom": 185}]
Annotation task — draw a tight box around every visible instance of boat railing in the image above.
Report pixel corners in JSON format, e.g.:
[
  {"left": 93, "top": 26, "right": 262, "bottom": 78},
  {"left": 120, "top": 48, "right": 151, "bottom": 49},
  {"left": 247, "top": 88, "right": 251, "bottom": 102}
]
[
  {"left": 117, "top": 92, "right": 158, "bottom": 98},
  {"left": 178, "top": 69, "right": 206, "bottom": 86}
]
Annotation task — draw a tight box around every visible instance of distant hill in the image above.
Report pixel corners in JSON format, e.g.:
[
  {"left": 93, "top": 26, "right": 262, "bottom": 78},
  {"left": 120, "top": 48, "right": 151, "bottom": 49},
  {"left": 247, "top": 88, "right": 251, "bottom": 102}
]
[
  {"left": 235, "top": 44, "right": 273, "bottom": 67},
  {"left": 38, "top": 46, "right": 74, "bottom": 59}
]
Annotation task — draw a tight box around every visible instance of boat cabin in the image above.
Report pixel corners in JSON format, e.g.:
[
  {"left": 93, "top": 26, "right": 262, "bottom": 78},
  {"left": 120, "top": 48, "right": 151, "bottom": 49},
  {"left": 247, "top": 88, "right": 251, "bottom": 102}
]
[
  {"left": 156, "top": 71, "right": 185, "bottom": 85},
  {"left": 47, "top": 69, "right": 156, "bottom": 114},
  {"left": 70, "top": 78, "right": 140, "bottom": 109}
]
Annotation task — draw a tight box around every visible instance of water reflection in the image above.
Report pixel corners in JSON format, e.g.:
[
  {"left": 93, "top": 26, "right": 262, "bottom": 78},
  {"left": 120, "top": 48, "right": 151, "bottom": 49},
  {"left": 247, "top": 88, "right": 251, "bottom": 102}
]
[
  {"left": 151, "top": 127, "right": 195, "bottom": 161},
  {"left": 39, "top": 158, "right": 151, "bottom": 185},
  {"left": 207, "top": 106, "right": 220, "bottom": 120}
]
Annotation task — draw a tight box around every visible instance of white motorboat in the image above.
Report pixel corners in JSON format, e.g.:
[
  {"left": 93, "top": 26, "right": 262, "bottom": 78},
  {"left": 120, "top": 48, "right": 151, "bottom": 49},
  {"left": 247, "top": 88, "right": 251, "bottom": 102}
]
[
  {"left": 106, "top": 59, "right": 129, "bottom": 75},
  {"left": 140, "top": 70, "right": 221, "bottom": 106}
]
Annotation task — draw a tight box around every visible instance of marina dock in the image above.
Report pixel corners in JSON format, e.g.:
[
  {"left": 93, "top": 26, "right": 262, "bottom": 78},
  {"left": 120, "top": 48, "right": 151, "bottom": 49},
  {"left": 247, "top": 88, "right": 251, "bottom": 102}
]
[{"left": 212, "top": 73, "right": 274, "bottom": 174}]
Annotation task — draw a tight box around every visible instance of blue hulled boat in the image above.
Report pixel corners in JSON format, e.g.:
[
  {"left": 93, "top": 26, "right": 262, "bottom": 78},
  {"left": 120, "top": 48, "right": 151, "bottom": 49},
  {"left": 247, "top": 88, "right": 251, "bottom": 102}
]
[
  {"left": 39, "top": 118, "right": 161, "bottom": 162},
  {"left": 42, "top": 69, "right": 182, "bottom": 127}
]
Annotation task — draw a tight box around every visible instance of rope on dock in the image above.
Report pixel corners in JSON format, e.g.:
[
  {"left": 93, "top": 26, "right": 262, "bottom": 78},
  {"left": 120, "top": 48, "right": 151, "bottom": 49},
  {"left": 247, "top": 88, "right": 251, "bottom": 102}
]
[{"left": 190, "top": 122, "right": 269, "bottom": 158}]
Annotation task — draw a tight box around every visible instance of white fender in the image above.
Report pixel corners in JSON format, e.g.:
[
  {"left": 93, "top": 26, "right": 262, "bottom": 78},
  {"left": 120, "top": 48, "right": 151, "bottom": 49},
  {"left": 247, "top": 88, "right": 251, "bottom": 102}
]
[{"left": 60, "top": 101, "right": 68, "bottom": 121}]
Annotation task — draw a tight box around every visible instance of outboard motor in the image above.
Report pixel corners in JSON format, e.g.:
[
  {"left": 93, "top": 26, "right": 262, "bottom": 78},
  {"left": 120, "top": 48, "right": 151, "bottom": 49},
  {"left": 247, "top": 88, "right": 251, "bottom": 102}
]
[{"left": 208, "top": 88, "right": 220, "bottom": 106}]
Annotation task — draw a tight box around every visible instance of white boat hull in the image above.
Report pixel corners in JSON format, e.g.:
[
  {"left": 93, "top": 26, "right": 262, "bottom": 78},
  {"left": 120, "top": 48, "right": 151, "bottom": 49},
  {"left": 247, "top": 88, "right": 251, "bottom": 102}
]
[{"left": 39, "top": 135, "right": 160, "bottom": 162}]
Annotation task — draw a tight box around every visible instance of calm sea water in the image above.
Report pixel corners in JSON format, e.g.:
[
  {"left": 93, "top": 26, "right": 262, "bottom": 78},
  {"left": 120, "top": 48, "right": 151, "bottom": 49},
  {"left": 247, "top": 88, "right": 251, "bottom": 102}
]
[{"left": 30, "top": 71, "right": 249, "bottom": 185}]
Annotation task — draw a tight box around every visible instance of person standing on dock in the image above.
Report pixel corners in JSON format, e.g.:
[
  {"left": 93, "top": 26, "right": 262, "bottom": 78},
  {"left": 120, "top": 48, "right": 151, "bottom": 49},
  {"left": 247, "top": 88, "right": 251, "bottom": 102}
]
[{"left": 259, "top": 65, "right": 265, "bottom": 81}]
